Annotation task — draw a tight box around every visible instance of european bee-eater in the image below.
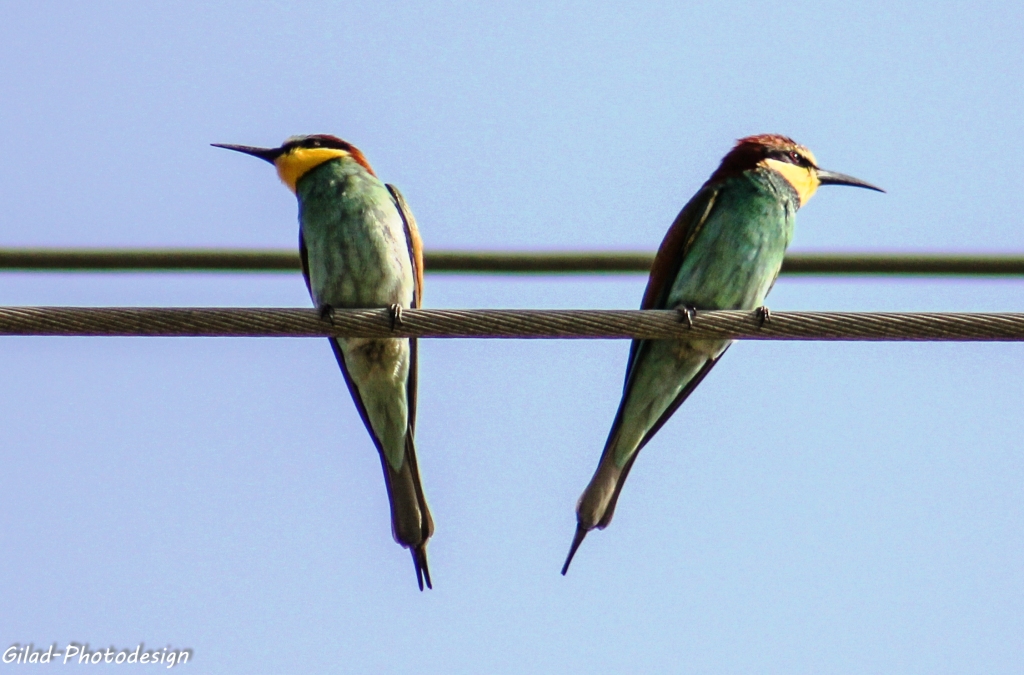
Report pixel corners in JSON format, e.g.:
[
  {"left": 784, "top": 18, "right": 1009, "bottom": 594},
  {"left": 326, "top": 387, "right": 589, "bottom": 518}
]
[
  {"left": 213, "top": 135, "right": 434, "bottom": 590},
  {"left": 561, "top": 134, "right": 883, "bottom": 574}
]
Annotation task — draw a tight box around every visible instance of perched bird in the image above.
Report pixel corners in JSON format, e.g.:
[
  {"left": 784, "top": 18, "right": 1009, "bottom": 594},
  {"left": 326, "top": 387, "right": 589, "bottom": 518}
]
[
  {"left": 213, "top": 135, "right": 434, "bottom": 590},
  {"left": 561, "top": 134, "right": 883, "bottom": 574}
]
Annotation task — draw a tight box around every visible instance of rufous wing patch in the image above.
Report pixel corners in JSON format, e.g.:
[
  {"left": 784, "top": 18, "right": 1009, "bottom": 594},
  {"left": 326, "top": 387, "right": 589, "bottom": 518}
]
[
  {"left": 386, "top": 184, "right": 424, "bottom": 306},
  {"left": 641, "top": 187, "right": 718, "bottom": 310}
]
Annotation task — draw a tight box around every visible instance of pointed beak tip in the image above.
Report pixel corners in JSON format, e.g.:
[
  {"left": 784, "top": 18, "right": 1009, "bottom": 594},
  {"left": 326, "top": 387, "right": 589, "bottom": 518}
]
[
  {"left": 210, "top": 143, "right": 280, "bottom": 163},
  {"left": 210, "top": 142, "right": 245, "bottom": 154},
  {"left": 816, "top": 168, "right": 885, "bottom": 194}
]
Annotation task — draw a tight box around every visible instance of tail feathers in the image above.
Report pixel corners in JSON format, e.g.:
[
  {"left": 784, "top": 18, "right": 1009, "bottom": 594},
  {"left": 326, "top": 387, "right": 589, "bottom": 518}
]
[
  {"left": 563, "top": 437, "right": 642, "bottom": 575},
  {"left": 380, "top": 433, "right": 434, "bottom": 590},
  {"left": 596, "top": 449, "right": 640, "bottom": 529},
  {"left": 412, "top": 544, "right": 432, "bottom": 590},
  {"left": 561, "top": 524, "right": 588, "bottom": 575},
  {"left": 562, "top": 344, "right": 727, "bottom": 575},
  {"left": 576, "top": 451, "right": 625, "bottom": 531},
  {"left": 562, "top": 453, "right": 621, "bottom": 575}
]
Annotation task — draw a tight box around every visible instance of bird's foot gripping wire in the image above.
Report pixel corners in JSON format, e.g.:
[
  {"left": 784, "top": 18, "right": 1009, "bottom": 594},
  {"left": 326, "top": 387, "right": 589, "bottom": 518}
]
[
  {"left": 677, "top": 305, "right": 697, "bottom": 328},
  {"left": 755, "top": 306, "right": 771, "bottom": 326},
  {"left": 388, "top": 304, "right": 404, "bottom": 331},
  {"left": 318, "top": 304, "right": 336, "bottom": 324}
]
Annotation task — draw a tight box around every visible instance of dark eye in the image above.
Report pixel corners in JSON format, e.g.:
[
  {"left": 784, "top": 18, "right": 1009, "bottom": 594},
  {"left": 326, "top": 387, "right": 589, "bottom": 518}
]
[{"left": 789, "top": 151, "right": 802, "bottom": 164}]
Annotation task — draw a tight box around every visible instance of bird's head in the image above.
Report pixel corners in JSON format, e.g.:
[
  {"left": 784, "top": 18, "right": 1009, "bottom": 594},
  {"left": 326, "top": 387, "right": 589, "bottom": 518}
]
[
  {"left": 709, "top": 134, "right": 883, "bottom": 206},
  {"left": 212, "top": 135, "right": 375, "bottom": 192}
]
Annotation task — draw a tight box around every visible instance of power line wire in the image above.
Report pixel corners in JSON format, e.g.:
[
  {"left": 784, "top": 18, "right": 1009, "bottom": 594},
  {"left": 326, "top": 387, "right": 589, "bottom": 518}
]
[
  {"left": 3, "top": 248, "right": 1024, "bottom": 276},
  {"left": 3, "top": 307, "right": 1024, "bottom": 341}
]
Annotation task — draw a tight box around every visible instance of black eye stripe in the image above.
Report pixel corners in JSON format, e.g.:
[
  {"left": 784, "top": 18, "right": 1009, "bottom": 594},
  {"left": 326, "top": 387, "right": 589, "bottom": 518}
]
[
  {"left": 768, "top": 149, "right": 811, "bottom": 167},
  {"left": 282, "top": 136, "right": 352, "bottom": 152}
]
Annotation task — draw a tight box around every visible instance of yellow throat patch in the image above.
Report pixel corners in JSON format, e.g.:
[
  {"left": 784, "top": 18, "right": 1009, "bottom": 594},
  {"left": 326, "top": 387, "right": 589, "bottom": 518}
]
[
  {"left": 762, "top": 158, "right": 820, "bottom": 206},
  {"left": 273, "top": 147, "right": 350, "bottom": 192}
]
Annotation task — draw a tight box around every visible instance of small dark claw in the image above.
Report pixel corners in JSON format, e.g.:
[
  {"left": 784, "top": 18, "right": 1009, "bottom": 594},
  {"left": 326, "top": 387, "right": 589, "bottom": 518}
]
[
  {"left": 389, "top": 304, "right": 404, "bottom": 330},
  {"left": 319, "top": 304, "right": 336, "bottom": 324},
  {"left": 756, "top": 306, "right": 771, "bottom": 326},
  {"left": 677, "top": 306, "right": 696, "bottom": 328}
]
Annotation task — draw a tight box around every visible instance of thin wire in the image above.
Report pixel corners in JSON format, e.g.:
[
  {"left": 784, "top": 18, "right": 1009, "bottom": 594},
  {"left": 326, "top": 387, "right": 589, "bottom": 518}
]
[
  {"left": 2, "top": 248, "right": 1024, "bottom": 275},
  {"left": 3, "top": 307, "right": 1024, "bottom": 341}
]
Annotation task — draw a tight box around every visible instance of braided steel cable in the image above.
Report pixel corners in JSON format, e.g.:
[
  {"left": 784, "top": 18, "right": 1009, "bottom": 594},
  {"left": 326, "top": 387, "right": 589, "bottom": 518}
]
[
  {"left": 3, "top": 248, "right": 1024, "bottom": 275},
  {"left": 3, "top": 307, "right": 1024, "bottom": 341}
]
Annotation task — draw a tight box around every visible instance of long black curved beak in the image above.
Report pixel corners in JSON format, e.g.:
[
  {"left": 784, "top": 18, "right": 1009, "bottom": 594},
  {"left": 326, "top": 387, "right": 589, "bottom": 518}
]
[
  {"left": 211, "top": 143, "right": 282, "bottom": 164},
  {"left": 816, "top": 168, "right": 885, "bottom": 193}
]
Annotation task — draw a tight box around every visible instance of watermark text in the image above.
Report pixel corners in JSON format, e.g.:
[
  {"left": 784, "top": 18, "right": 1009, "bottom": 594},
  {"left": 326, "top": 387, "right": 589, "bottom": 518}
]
[{"left": 4, "top": 643, "right": 191, "bottom": 668}]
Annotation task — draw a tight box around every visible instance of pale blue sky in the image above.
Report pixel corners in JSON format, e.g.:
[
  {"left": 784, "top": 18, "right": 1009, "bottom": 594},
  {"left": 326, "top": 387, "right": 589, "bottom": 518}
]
[{"left": 2, "top": 2, "right": 1022, "bottom": 673}]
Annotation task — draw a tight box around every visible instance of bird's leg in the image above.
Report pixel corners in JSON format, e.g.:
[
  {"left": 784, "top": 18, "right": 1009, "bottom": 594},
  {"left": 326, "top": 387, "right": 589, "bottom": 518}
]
[
  {"left": 388, "top": 304, "right": 404, "bottom": 330},
  {"left": 677, "top": 305, "right": 697, "bottom": 328},
  {"left": 756, "top": 306, "right": 771, "bottom": 326},
  {"left": 318, "top": 304, "right": 336, "bottom": 324}
]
